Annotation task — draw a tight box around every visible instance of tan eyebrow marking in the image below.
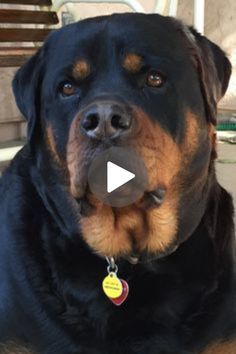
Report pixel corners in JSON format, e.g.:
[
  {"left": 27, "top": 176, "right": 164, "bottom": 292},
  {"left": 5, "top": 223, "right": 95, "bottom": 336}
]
[
  {"left": 123, "top": 53, "right": 143, "bottom": 73},
  {"left": 73, "top": 60, "right": 91, "bottom": 80}
]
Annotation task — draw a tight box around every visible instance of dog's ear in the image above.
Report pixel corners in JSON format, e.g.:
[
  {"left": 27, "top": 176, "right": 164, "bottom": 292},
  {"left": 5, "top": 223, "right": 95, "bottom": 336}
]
[
  {"left": 186, "top": 27, "right": 232, "bottom": 125},
  {"left": 12, "top": 48, "right": 44, "bottom": 140}
]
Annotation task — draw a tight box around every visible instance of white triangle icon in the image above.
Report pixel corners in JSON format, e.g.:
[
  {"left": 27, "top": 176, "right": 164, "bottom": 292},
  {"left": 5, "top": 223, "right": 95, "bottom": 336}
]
[{"left": 107, "top": 161, "right": 135, "bottom": 193}]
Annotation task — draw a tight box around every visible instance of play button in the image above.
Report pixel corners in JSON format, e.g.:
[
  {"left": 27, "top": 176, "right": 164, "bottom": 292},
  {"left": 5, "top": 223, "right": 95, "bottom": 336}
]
[
  {"left": 107, "top": 161, "right": 135, "bottom": 193},
  {"left": 88, "top": 147, "right": 148, "bottom": 207}
]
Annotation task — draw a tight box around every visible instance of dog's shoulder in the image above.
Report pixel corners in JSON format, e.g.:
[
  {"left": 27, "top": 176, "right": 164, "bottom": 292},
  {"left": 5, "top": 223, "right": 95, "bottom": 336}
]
[{"left": 0, "top": 146, "right": 37, "bottom": 231}]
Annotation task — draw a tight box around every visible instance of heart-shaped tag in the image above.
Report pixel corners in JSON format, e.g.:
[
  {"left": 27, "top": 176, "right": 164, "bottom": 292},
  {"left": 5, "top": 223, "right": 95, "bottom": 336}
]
[{"left": 109, "top": 279, "right": 129, "bottom": 306}]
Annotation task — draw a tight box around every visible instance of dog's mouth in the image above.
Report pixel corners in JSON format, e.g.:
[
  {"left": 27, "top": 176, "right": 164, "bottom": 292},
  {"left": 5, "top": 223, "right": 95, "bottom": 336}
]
[
  {"left": 77, "top": 183, "right": 166, "bottom": 214},
  {"left": 71, "top": 159, "right": 179, "bottom": 258},
  {"left": 69, "top": 141, "right": 167, "bottom": 211},
  {"left": 87, "top": 182, "right": 166, "bottom": 211}
]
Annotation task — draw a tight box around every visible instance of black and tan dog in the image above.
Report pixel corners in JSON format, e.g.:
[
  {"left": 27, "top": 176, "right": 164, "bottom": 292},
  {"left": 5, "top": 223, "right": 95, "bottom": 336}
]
[{"left": 0, "top": 13, "right": 235, "bottom": 354}]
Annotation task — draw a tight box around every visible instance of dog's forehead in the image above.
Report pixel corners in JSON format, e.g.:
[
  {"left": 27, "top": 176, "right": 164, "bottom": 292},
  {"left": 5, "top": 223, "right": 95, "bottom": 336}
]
[{"left": 45, "top": 14, "right": 189, "bottom": 64}]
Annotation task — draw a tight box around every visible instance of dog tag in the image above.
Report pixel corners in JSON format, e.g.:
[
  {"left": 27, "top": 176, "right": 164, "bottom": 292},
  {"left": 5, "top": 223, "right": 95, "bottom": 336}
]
[
  {"left": 102, "top": 272, "right": 123, "bottom": 299},
  {"left": 109, "top": 279, "right": 129, "bottom": 306}
]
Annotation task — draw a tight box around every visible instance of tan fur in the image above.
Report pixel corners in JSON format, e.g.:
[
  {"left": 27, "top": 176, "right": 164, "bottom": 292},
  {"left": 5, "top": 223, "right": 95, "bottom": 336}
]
[
  {"left": 66, "top": 115, "right": 89, "bottom": 198},
  {"left": 76, "top": 108, "right": 205, "bottom": 257},
  {"left": 208, "top": 123, "right": 217, "bottom": 159},
  {"left": 73, "top": 60, "right": 91, "bottom": 80},
  {"left": 122, "top": 53, "right": 143, "bottom": 73},
  {"left": 200, "top": 340, "right": 236, "bottom": 354},
  {"left": 80, "top": 193, "right": 153, "bottom": 256},
  {"left": 45, "top": 125, "right": 62, "bottom": 165}
]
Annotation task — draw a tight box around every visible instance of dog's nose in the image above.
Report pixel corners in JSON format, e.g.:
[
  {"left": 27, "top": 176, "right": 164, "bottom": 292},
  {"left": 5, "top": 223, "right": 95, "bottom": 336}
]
[{"left": 80, "top": 101, "right": 132, "bottom": 140}]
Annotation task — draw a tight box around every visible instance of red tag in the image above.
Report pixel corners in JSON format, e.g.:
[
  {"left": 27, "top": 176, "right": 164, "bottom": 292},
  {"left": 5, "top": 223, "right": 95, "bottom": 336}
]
[{"left": 109, "top": 279, "right": 129, "bottom": 306}]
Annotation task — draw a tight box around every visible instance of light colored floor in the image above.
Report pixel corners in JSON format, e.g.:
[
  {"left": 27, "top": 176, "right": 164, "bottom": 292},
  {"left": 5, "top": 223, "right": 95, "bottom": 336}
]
[
  {"left": 0, "top": 144, "right": 22, "bottom": 163},
  {"left": 217, "top": 143, "right": 236, "bottom": 224}
]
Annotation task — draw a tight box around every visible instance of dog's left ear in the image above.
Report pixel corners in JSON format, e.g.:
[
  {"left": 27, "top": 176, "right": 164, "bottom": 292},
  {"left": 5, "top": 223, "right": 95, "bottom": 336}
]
[
  {"left": 12, "top": 48, "right": 44, "bottom": 140},
  {"left": 185, "top": 27, "right": 232, "bottom": 125}
]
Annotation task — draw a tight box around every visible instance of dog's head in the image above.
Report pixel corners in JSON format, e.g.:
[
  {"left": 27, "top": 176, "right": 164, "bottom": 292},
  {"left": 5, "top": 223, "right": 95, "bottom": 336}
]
[{"left": 13, "top": 14, "right": 231, "bottom": 259}]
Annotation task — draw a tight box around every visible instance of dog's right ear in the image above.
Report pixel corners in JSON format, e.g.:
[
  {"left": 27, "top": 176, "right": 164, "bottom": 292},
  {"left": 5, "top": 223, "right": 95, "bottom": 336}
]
[
  {"left": 178, "top": 24, "right": 232, "bottom": 125},
  {"left": 12, "top": 48, "right": 44, "bottom": 140}
]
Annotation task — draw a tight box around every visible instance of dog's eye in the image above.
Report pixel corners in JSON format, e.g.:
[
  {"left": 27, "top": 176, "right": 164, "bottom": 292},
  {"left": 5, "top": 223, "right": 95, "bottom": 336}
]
[
  {"left": 60, "top": 82, "right": 77, "bottom": 96},
  {"left": 146, "top": 70, "right": 165, "bottom": 88}
]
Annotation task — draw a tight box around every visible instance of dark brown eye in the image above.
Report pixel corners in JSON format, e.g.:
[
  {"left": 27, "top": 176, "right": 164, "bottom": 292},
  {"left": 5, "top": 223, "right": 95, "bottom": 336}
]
[
  {"left": 146, "top": 71, "right": 165, "bottom": 88},
  {"left": 60, "top": 82, "right": 77, "bottom": 96}
]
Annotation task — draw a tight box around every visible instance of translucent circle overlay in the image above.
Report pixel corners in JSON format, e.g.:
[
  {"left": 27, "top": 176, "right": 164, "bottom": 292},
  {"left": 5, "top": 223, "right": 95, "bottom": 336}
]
[{"left": 88, "top": 147, "right": 148, "bottom": 207}]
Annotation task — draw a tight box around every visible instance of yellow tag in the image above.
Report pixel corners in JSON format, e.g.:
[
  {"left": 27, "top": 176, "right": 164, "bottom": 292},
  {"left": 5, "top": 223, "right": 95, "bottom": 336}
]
[{"left": 102, "top": 272, "right": 123, "bottom": 299}]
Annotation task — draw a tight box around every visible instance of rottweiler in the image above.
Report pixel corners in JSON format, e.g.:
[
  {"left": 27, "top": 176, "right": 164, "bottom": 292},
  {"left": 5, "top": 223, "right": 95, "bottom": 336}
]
[{"left": 0, "top": 13, "right": 235, "bottom": 354}]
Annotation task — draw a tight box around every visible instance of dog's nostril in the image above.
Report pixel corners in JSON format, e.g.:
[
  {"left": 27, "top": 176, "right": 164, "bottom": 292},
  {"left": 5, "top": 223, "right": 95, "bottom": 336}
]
[
  {"left": 111, "top": 114, "right": 131, "bottom": 130},
  {"left": 80, "top": 102, "right": 133, "bottom": 139},
  {"left": 82, "top": 114, "right": 99, "bottom": 131}
]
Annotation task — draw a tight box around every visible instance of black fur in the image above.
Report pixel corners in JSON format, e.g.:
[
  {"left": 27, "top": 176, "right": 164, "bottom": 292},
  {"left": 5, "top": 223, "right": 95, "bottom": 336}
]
[{"left": 0, "top": 13, "right": 235, "bottom": 354}]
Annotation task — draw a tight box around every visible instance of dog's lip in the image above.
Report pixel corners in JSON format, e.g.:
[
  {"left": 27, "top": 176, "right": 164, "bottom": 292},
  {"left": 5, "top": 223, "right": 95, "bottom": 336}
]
[
  {"left": 72, "top": 145, "right": 166, "bottom": 209},
  {"left": 150, "top": 188, "right": 166, "bottom": 204},
  {"left": 76, "top": 187, "right": 166, "bottom": 217},
  {"left": 137, "top": 187, "right": 166, "bottom": 210}
]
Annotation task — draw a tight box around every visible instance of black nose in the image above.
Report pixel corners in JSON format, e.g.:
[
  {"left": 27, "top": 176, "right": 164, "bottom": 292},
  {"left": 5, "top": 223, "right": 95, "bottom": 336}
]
[{"left": 80, "top": 101, "right": 133, "bottom": 140}]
